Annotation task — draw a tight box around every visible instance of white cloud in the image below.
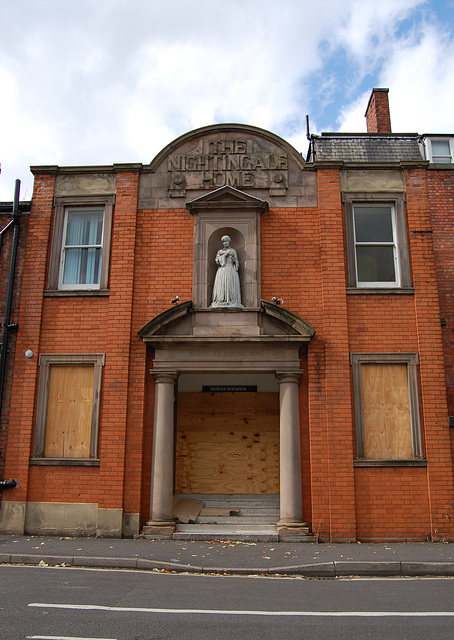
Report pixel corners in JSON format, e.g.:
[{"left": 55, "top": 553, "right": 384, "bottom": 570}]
[
  {"left": 380, "top": 23, "right": 454, "bottom": 132},
  {"left": 0, "top": 0, "right": 452, "bottom": 200},
  {"left": 338, "top": 18, "right": 454, "bottom": 132}
]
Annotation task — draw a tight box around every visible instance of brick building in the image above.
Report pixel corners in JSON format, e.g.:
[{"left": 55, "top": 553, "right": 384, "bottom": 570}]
[{"left": 0, "top": 89, "right": 453, "bottom": 541}]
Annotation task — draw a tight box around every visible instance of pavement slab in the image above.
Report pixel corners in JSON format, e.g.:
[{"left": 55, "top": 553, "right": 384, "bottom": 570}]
[{"left": 0, "top": 535, "right": 453, "bottom": 576}]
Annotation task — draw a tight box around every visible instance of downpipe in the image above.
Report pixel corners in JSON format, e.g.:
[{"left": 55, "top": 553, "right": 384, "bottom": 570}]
[
  {"left": 0, "top": 179, "right": 21, "bottom": 425},
  {"left": 0, "top": 479, "right": 18, "bottom": 490}
]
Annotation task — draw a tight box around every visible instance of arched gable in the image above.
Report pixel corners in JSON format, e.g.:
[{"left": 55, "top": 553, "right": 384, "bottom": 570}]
[{"left": 138, "top": 123, "right": 317, "bottom": 210}]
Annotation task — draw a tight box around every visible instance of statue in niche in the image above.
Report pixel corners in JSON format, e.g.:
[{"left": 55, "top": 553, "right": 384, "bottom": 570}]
[{"left": 211, "top": 235, "right": 243, "bottom": 308}]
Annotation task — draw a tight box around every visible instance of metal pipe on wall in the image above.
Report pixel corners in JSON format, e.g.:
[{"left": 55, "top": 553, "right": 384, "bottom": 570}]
[{"left": 0, "top": 179, "right": 22, "bottom": 425}]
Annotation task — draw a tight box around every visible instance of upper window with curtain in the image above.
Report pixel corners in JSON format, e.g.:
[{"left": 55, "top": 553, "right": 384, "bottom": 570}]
[
  {"left": 59, "top": 208, "right": 104, "bottom": 289},
  {"left": 47, "top": 195, "right": 114, "bottom": 295}
]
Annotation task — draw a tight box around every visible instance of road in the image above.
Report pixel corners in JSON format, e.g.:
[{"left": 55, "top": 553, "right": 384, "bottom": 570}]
[{"left": 1, "top": 565, "right": 453, "bottom": 640}]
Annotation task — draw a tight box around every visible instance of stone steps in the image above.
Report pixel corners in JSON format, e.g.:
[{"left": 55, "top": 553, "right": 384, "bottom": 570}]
[
  {"left": 141, "top": 494, "right": 313, "bottom": 541},
  {"left": 174, "top": 524, "right": 279, "bottom": 542},
  {"left": 173, "top": 494, "right": 282, "bottom": 541}
]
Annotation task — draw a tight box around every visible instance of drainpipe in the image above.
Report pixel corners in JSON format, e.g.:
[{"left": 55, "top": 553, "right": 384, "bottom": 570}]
[
  {"left": 0, "top": 479, "right": 17, "bottom": 490},
  {"left": 0, "top": 179, "right": 22, "bottom": 425}
]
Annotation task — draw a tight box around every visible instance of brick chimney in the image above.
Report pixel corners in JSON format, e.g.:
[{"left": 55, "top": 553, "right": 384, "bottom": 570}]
[{"left": 365, "top": 88, "right": 392, "bottom": 133}]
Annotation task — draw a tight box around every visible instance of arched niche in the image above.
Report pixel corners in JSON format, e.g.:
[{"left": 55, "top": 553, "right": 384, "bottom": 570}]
[{"left": 187, "top": 185, "right": 268, "bottom": 309}]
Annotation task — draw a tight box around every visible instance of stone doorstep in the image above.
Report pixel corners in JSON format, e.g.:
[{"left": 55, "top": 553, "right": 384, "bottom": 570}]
[
  {"left": 195, "top": 516, "right": 278, "bottom": 524},
  {"left": 173, "top": 532, "right": 280, "bottom": 542},
  {"left": 199, "top": 507, "right": 240, "bottom": 516}
]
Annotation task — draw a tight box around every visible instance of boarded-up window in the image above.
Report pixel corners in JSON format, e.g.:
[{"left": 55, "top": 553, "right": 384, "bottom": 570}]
[
  {"left": 351, "top": 353, "right": 423, "bottom": 462},
  {"left": 44, "top": 365, "right": 94, "bottom": 458},
  {"left": 361, "top": 364, "right": 412, "bottom": 460},
  {"left": 33, "top": 354, "right": 104, "bottom": 464}
]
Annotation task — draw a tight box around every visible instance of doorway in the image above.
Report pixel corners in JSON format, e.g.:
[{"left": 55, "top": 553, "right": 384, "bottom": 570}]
[{"left": 175, "top": 390, "right": 279, "bottom": 494}]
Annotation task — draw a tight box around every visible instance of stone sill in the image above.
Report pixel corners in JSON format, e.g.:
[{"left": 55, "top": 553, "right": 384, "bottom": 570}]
[
  {"left": 354, "top": 459, "right": 427, "bottom": 467},
  {"left": 30, "top": 458, "right": 100, "bottom": 467},
  {"left": 44, "top": 289, "right": 110, "bottom": 297},
  {"left": 347, "top": 287, "right": 415, "bottom": 295}
]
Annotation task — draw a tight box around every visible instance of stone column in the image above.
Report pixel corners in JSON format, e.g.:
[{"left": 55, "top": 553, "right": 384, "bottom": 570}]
[
  {"left": 144, "top": 371, "right": 178, "bottom": 537},
  {"left": 276, "top": 371, "right": 308, "bottom": 537}
]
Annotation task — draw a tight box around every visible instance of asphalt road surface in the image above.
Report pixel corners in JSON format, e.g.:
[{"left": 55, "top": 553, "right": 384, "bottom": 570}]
[{"left": 1, "top": 565, "right": 454, "bottom": 640}]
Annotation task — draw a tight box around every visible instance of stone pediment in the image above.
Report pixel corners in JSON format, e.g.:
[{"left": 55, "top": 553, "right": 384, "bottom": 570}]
[
  {"left": 186, "top": 185, "right": 269, "bottom": 213},
  {"left": 138, "top": 300, "right": 315, "bottom": 343}
]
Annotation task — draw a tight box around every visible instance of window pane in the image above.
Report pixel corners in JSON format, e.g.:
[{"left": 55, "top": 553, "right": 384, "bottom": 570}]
[
  {"left": 356, "top": 245, "right": 396, "bottom": 283},
  {"left": 354, "top": 207, "right": 393, "bottom": 242},
  {"left": 62, "top": 209, "right": 103, "bottom": 286},
  {"left": 65, "top": 210, "right": 103, "bottom": 246},
  {"left": 62, "top": 247, "right": 102, "bottom": 285},
  {"left": 361, "top": 364, "right": 412, "bottom": 460},
  {"left": 45, "top": 365, "right": 94, "bottom": 458},
  {"left": 431, "top": 140, "right": 450, "bottom": 156}
]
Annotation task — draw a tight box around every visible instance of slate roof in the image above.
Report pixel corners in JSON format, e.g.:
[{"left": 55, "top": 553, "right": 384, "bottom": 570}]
[{"left": 311, "top": 134, "right": 424, "bottom": 164}]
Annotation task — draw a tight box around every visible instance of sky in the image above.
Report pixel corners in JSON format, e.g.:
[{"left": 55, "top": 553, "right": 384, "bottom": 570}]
[{"left": 0, "top": 0, "right": 453, "bottom": 201}]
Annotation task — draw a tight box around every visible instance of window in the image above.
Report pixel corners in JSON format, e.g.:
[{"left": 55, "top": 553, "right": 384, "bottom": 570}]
[
  {"left": 351, "top": 353, "right": 424, "bottom": 464},
  {"left": 60, "top": 208, "right": 104, "bottom": 289},
  {"left": 344, "top": 193, "right": 411, "bottom": 290},
  {"left": 47, "top": 196, "right": 114, "bottom": 293},
  {"left": 424, "top": 137, "right": 453, "bottom": 164},
  {"left": 32, "top": 354, "right": 105, "bottom": 465},
  {"left": 353, "top": 204, "right": 398, "bottom": 286}
]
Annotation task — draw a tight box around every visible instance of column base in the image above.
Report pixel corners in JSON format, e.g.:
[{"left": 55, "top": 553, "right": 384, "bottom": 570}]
[
  {"left": 143, "top": 520, "right": 176, "bottom": 536},
  {"left": 277, "top": 521, "right": 310, "bottom": 538}
]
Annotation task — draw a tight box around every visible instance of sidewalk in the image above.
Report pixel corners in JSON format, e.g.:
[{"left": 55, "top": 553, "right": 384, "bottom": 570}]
[{"left": 1, "top": 534, "right": 454, "bottom": 576}]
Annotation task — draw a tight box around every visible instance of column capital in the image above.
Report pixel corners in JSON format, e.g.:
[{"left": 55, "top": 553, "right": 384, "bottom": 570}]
[
  {"left": 275, "top": 370, "right": 302, "bottom": 384},
  {"left": 150, "top": 371, "right": 179, "bottom": 383}
]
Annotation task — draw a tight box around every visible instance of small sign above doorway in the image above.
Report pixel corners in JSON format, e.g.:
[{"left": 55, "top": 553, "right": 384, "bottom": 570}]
[{"left": 202, "top": 385, "right": 257, "bottom": 393}]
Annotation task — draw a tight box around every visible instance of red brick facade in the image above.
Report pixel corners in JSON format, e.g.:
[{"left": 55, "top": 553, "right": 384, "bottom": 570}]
[{"left": 1, "top": 92, "right": 453, "bottom": 541}]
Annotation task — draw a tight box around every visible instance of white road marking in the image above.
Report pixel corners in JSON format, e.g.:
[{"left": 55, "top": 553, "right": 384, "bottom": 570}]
[
  {"left": 26, "top": 636, "right": 117, "bottom": 640},
  {"left": 28, "top": 603, "right": 454, "bottom": 617}
]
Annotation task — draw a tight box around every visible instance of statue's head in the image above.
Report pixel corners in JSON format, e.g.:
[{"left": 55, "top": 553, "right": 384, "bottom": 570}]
[{"left": 221, "top": 235, "right": 231, "bottom": 246}]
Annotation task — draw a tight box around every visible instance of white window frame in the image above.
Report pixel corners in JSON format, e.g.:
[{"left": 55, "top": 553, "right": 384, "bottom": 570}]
[
  {"left": 47, "top": 195, "right": 114, "bottom": 294},
  {"left": 343, "top": 192, "right": 411, "bottom": 291},
  {"left": 425, "top": 137, "right": 454, "bottom": 164},
  {"left": 58, "top": 207, "right": 105, "bottom": 290},
  {"left": 353, "top": 203, "right": 400, "bottom": 288}
]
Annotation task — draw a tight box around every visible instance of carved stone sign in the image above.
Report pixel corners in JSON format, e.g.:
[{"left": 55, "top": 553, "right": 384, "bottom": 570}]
[
  {"left": 167, "top": 138, "right": 288, "bottom": 195},
  {"left": 138, "top": 125, "right": 318, "bottom": 209}
]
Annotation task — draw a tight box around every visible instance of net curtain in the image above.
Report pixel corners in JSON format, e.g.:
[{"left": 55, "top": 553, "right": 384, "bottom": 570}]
[{"left": 62, "top": 210, "right": 103, "bottom": 285}]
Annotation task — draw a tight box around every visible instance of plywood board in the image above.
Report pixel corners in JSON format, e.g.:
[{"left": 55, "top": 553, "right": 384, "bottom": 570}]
[
  {"left": 361, "top": 364, "right": 412, "bottom": 459},
  {"left": 45, "top": 365, "right": 93, "bottom": 458},
  {"left": 175, "top": 392, "right": 279, "bottom": 494},
  {"left": 172, "top": 497, "right": 205, "bottom": 523}
]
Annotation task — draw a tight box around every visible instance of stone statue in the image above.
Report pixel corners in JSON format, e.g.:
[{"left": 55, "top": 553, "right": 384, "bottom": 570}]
[{"left": 211, "top": 235, "right": 243, "bottom": 308}]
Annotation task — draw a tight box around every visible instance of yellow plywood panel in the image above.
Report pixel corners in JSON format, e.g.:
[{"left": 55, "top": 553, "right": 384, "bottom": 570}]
[
  {"left": 175, "top": 392, "right": 279, "bottom": 494},
  {"left": 361, "top": 364, "right": 412, "bottom": 460},
  {"left": 45, "top": 365, "right": 93, "bottom": 458}
]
